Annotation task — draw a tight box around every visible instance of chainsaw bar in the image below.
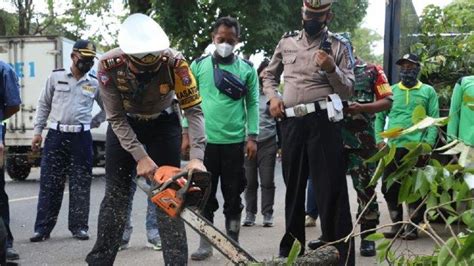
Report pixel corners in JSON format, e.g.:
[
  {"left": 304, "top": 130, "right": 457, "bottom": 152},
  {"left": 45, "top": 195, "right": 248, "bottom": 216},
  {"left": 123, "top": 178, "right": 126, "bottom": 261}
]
[{"left": 181, "top": 207, "right": 257, "bottom": 264}]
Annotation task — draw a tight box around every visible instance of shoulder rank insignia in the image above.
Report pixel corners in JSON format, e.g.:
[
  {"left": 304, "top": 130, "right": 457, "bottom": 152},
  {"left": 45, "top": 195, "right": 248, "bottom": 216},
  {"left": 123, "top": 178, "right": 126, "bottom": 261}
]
[
  {"left": 101, "top": 56, "right": 125, "bottom": 71},
  {"left": 282, "top": 30, "right": 299, "bottom": 38}
]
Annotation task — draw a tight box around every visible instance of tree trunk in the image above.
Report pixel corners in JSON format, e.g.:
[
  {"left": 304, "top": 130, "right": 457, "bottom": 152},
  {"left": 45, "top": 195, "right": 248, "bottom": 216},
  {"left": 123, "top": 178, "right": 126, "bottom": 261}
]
[{"left": 258, "top": 246, "right": 340, "bottom": 265}]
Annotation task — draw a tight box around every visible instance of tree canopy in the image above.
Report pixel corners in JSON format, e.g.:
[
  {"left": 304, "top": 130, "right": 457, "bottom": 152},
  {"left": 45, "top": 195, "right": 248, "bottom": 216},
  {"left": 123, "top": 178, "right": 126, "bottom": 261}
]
[
  {"left": 2, "top": 0, "right": 369, "bottom": 59},
  {"left": 411, "top": 0, "right": 474, "bottom": 109},
  {"left": 146, "top": 0, "right": 368, "bottom": 59}
]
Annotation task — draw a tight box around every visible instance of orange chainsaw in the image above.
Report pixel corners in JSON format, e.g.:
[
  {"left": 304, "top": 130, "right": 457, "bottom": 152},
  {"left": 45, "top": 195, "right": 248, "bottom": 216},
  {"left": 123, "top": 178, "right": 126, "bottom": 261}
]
[{"left": 134, "top": 166, "right": 256, "bottom": 264}]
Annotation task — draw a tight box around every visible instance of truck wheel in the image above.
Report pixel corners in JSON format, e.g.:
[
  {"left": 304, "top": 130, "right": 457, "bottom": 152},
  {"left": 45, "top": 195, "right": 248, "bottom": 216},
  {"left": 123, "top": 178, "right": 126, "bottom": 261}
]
[{"left": 6, "top": 156, "right": 31, "bottom": 181}]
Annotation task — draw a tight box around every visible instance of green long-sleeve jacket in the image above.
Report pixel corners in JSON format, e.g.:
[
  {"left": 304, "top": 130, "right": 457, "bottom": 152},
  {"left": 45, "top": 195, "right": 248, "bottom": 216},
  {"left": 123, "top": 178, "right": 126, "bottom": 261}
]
[
  {"left": 447, "top": 76, "right": 474, "bottom": 146},
  {"left": 375, "top": 81, "right": 439, "bottom": 147}
]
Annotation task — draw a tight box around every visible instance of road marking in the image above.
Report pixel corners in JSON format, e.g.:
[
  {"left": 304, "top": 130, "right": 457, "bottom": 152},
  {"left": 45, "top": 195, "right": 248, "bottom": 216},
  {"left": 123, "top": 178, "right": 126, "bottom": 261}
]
[{"left": 9, "top": 191, "right": 69, "bottom": 203}]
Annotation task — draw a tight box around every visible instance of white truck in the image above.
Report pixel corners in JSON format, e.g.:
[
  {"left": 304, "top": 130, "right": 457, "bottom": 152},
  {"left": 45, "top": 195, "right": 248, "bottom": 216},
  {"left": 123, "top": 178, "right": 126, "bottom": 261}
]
[{"left": 0, "top": 36, "right": 106, "bottom": 180}]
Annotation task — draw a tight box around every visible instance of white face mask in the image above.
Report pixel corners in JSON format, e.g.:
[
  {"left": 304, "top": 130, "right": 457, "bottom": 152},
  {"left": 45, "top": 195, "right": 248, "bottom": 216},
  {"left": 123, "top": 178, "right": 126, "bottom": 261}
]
[{"left": 215, "top": 42, "right": 234, "bottom": 58}]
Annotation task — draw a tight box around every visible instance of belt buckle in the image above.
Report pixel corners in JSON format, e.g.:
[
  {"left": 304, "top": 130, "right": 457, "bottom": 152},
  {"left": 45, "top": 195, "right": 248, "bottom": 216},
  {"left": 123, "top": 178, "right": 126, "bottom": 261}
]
[{"left": 293, "top": 104, "right": 308, "bottom": 117}]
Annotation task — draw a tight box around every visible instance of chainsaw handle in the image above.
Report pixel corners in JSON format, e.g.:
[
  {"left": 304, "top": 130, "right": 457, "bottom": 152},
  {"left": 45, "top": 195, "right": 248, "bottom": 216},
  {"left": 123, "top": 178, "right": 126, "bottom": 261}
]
[{"left": 134, "top": 176, "right": 152, "bottom": 197}]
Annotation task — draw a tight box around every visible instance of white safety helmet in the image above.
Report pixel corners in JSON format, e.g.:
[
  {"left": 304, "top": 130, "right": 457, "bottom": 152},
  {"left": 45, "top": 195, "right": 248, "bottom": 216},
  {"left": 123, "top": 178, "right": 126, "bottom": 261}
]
[{"left": 118, "top": 13, "right": 170, "bottom": 70}]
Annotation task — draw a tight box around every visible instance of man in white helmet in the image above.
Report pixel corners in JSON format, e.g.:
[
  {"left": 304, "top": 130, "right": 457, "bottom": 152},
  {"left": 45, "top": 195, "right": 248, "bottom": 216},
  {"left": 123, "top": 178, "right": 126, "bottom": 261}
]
[{"left": 85, "top": 14, "right": 206, "bottom": 265}]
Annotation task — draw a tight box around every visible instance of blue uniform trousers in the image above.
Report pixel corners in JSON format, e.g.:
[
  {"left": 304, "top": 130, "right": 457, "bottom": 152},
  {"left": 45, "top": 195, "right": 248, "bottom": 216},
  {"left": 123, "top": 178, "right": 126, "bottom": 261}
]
[{"left": 34, "top": 129, "right": 93, "bottom": 235}]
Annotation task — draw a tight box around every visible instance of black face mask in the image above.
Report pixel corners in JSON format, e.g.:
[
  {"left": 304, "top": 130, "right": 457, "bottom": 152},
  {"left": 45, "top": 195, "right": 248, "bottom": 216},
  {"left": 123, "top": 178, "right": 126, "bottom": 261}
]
[
  {"left": 400, "top": 67, "right": 420, "bottom": 88},
  {"left": 75, "top": 58, "right": 94, "bottom": 74},
  {"left": 303, "top": 19, "right": 326, "bottom": 36}
]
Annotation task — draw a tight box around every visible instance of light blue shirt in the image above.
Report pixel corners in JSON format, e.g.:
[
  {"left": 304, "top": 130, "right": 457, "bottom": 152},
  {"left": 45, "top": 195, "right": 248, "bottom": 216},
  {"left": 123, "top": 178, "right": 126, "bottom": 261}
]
[{"left": 34, "top": 68, "right": 103, "bottom": 135}]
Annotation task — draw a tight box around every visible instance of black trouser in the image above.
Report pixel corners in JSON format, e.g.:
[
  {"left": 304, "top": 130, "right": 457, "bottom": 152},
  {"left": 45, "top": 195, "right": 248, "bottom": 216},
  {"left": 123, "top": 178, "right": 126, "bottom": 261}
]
[
  {"left": 34, "top": 129, "right": 93, "bottom": 235},
  {"left": 382, "top": 148, "right": 424, "bottom": 224},
  {"left": 202, "top": 143, "right": 246, "bottom": 222},
  {"left": 244, "top": 136, "right": 277, "bottom": 216},
  {"left": 86, "top": 113, "right": 187, "bottom": 265},
  {"left": 279, "top": 112, "right": 355, "bottom": 266},
  {"left": 0, "top": 125, "right": 13, "bottom": 263}
]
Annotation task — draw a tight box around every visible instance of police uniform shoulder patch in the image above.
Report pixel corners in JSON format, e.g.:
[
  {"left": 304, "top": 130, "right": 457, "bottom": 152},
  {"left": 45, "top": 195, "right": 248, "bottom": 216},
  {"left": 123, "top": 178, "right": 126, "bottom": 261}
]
[
  {"left": 331, "top": 32, "right": 355, "bottom": 69},
  {"left": 52, "top": 68, "right": 65, "bottom": 72},
  {"left": 101, "top": 55, "right": 125, "bottom": 71},
  {"left": 241, "top": 58, "right": 254, "bottom": 67},
  {"left": 195, "top": 54, "right": 211, "bottom": 64},
  {"left": 282, "top": 30, "right": 299, "bottom": 38}
]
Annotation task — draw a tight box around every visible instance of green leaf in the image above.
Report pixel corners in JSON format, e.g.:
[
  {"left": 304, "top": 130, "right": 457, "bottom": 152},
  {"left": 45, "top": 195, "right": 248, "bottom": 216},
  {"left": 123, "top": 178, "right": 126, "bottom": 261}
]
[
  {"left": 380, "top": 127, "right": 404, "bottom": 139},
  {"left": 402, "top": 144, "right": 424, "bottom": 163},
  {"left": 365, "top": 232, "right": 385, "bottom": 241},
  {"left": 365, "top": 144, "right": 390, "bottom": 164},
  {"left": 457, "top": 234, "right": 474, "bottom": 260},
  {"left": 369, "top": 160, "right": 385, "bottom": 187},
  {"left": 376, "top": 239, "right": 391, "bottom": 263},
  {"left": 286, "top": 238, "right": 301, "bottom": 266},
  {"left": 462, "top": 210, "right": 474, "bottom": 229},
  {"left": 384, "top": 144, "right": 397, "bottom": 165},
  {"left": 398, "top": 176, "right": 413, "bottom": 203},
  {"left": 412, "top": 105, "right": 427, "bottom": 124},
  {"left": 446, "top": 215, "right": 459, "bottom": 226},
  {"left": 438, "top": 237, "right": 457, "bottom": 266}
]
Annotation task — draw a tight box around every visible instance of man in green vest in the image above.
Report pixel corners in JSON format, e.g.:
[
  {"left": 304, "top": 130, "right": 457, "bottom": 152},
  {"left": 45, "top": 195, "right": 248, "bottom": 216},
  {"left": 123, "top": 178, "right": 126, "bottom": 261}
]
[{"left": 375, "top": 53, "right": 439, "bottom": 240}]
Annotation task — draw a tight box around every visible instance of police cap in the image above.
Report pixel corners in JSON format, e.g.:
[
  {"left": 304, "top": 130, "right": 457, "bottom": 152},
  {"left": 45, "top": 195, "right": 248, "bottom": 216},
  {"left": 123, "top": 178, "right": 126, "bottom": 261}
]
[
  {"left": 303, "top": 0, "right": 337, "bottom": 13},
  {"left": 73, "top": 39, "right": 96, "bottom": 58}
]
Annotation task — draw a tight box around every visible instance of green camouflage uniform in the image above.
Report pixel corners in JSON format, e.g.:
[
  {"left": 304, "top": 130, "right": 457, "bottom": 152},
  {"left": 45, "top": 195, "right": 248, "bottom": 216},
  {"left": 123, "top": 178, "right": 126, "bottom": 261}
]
[{"left": 342, "top": 59, "right": 392, "bottom": 226}]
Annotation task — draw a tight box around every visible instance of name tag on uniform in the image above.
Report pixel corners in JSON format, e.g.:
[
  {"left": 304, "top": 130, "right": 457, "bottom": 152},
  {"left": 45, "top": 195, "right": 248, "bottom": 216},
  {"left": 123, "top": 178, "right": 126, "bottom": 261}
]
[{"left": 82, "top": 85, "right": 96, "bottom": 93}]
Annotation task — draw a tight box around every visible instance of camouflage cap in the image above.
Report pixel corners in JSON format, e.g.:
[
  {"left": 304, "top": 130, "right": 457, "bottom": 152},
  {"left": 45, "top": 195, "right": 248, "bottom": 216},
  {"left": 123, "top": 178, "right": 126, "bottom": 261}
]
[{"left": 303, "top": 0, "right": 337, "bottom": 13}]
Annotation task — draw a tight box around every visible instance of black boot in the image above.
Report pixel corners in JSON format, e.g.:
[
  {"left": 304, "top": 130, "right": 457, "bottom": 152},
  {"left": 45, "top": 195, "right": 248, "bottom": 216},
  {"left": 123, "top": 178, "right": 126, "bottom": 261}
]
[
  {"left": 360, "top": 223, "right": 376, "bottom": 257},
  {"left": 190, "top": 236, "right": 213, "bottom": 261},
  {"left": 383, "top": 204, "right": 403, "bottom": 239},
  {"left": 225, "top": 214, "right": 241, "bottom": 243}
]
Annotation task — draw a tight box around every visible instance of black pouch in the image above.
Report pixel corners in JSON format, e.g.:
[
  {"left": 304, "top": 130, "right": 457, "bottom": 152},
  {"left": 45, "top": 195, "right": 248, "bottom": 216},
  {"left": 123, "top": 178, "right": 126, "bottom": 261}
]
[{"left": 212, "top": 57, "right": 248, "bottom": 100}]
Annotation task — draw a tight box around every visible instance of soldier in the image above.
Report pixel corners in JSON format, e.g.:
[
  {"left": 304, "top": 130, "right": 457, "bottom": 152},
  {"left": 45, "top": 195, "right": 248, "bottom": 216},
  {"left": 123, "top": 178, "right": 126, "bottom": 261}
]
[
  {"left": 342, "top": 56, "right": 392, "bottom": 256},
  {"left": 85, "top": 14, "right": 206, "bottom": 265},
  {"left": 30, "top": 40, "right": 104, "bottom": 243},
  {"left": 263, "top": 0, "right": 355, "bottom": 264},
  {"left": 375, "top": 53, "right": 439, "bottom": 240}
]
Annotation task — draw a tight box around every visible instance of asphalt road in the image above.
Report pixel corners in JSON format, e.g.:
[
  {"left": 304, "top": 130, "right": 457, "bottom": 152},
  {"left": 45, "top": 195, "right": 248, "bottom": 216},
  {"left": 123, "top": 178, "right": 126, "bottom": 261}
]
[{"left": 5, "top": 162, "right": 440, "bottom": 265}]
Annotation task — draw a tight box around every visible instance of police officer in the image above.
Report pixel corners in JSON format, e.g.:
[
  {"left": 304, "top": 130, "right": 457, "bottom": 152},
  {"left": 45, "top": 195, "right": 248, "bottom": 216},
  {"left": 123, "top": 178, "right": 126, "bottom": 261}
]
[
  {"left": 263, "top": 0, "right": 355, "bottom": 264},
  {"left": 342, "top": 56, "right": 392, "bottom": 256},
  {"left": 85, "top": 14, "right": 206, "bottom": 265},
  {"left": 30, "top": 40, "right": 103, "bottom": 242},
  {"left": 0, "top": 60, "right": 22, "bottom": 262}
]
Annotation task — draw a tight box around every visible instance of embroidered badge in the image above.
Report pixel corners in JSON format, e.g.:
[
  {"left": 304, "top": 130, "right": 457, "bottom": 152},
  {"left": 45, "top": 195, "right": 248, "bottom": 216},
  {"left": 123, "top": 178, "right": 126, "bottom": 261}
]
[
  {"left": 175, "top": 66, "right": 192, "bottom": 86},
  {"left": 98, "top": 71, "right": 110, "bottom": 86},
  {"left": 82, "top": 85, "right": 96, "bottom": 93}
]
